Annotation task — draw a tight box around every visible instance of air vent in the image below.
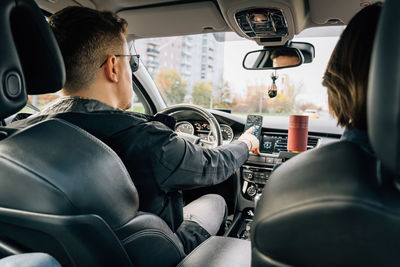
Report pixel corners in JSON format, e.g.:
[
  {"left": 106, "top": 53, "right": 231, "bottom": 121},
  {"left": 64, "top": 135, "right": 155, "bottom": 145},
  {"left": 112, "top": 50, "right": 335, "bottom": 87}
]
[
  {"left": 307, "top": 136, "right": 320, "bottom": 150},
  {"left": 274, "top": 137, "right": 288, "bottom": 153},
  {"left": 276, "top": 137, "right": 320, "bottom": 152}
]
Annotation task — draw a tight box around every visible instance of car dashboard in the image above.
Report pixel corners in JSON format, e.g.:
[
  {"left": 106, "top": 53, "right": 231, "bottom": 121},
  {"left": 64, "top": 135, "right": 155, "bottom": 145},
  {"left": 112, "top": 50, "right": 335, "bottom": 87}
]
[{"left": 173, "top": 109, "right": 342, "bottom": 232}]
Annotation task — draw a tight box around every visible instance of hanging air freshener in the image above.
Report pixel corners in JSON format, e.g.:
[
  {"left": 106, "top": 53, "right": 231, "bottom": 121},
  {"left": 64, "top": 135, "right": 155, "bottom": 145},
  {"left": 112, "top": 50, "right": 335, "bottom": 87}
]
[{"left": 268, "top": 70, "right": 278, "bottom": 98}]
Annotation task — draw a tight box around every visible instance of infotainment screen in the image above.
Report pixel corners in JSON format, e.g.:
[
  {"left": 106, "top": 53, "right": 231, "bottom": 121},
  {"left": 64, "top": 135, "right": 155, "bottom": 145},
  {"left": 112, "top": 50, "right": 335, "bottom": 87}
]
[{"left": 260, "top": 135, "right": 288, "bottom": 154}]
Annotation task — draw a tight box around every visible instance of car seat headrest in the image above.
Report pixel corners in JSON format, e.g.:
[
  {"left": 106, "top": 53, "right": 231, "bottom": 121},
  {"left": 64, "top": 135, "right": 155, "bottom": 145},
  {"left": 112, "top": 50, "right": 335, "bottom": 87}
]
[
  {"left": 368, "top": 0, "right": 400, "bottom": 175},
  {"left": 0, "top": 0, "right": 65, "bottom": 120}
]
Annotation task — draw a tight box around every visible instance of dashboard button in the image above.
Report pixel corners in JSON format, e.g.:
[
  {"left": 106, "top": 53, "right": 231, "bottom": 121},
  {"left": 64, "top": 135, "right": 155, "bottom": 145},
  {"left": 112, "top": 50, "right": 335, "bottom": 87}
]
[
  {"left": 247, "top": 186, "right": 257, "bottom": 197},
  {"left": 266, "top": 157, "right": 274, "bottom": 164},
  {"left": 248, "top": 155, "right": 266, "bottom": 163},
  {"left": 243, "top": 171, "right": 253, "bottom": 180}
]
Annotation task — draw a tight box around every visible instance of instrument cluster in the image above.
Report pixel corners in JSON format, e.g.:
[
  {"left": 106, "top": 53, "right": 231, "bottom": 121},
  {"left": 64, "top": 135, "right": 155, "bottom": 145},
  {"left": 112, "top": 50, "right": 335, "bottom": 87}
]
[{"left": 175, "top": 121, "right": 235, "bottom": 143}]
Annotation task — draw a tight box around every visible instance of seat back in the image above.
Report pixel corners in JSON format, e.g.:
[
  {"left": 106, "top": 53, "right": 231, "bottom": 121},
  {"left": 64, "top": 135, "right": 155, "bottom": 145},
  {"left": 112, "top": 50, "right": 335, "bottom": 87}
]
[
  {"left": 0, "top": 1, "right": 185, "bottom": 266},
  {"left": 0, "top": 119, "right": 140, "bottom": 226},
  {"left": 0, "top": 119, "right": 137, "bottom": 266},
  {"left": 251, "top": 142, "right": 400, "bottom": 267},
  {"left": 0, "top": 119, "right": 186, "bottom": 267},
  {"left": 252, "top": 1, "right": 400, "bottom": 266},
  {"left": 0, "top": 207, "right": 132, "bottom": 266}
]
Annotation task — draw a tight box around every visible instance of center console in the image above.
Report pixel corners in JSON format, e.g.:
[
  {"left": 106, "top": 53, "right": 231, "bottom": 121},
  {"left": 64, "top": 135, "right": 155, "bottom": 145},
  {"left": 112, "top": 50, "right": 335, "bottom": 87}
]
[
  {"left": 225, "top": 146, "right": 292, "bottom": 240},
  {"left": 241, "top": 133, "right": 294, "bottom": 201},
  {"left": 226, "top": 150, "right": 290, "bottom": 241},
  {"left": 225, "top": 132, "right": 320, "bottom": 240},
  {"left": 241, "top": 154, "right": 281, "bottom": 200}
]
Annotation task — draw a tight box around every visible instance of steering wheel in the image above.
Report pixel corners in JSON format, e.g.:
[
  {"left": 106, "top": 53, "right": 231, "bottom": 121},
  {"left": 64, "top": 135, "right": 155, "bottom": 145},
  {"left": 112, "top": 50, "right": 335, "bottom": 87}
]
[{"left": 157, "top": 104, "right": 223, "bottom": 148}]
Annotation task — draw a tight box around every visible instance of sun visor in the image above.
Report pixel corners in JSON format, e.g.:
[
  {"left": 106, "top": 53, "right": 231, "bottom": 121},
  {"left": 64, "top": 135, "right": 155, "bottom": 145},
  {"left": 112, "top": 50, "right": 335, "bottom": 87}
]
[
  {"left": 308, "top": 0, "right": 368, "bottom": 25},
  {"left": 118, "top": 1, "right": 229, "bottom": 39},
  {"left": 35, "top": 0, "right": 95, "bottom": 14}
]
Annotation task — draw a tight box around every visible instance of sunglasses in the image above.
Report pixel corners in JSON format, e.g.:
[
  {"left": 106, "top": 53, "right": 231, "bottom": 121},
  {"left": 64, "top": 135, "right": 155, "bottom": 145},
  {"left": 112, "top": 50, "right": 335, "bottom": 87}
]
[{"left": 99, "top": 54, "right": 140, "bottom": 72}]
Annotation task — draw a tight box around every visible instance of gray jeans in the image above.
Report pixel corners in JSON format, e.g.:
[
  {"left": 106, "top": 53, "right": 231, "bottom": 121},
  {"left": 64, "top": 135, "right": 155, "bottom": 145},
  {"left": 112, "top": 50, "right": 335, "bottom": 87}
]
[
  {"left": 0, "top": 253, "right": 61, "bottom": 267},
  {"left": 183, "top": 194, "right": 227, "bottom": 235}
]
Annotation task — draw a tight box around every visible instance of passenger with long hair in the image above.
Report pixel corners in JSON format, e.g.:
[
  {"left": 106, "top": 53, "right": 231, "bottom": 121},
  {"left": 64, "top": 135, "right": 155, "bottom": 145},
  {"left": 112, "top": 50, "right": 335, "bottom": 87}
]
[{"left": 323, "top": 2, "right": 382, "bottom": 154}]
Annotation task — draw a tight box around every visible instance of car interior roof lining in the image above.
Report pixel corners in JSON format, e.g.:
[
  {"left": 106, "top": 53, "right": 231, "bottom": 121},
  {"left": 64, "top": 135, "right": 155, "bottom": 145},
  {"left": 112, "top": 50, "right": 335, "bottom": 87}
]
[{"left": 34, "top": 0, "right": 378, "bottom": 40}]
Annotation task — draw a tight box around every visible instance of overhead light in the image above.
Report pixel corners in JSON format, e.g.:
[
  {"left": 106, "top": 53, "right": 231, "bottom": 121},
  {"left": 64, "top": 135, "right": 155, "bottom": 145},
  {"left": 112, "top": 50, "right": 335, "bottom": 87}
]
[
  {"left": 360, "top": 1, "right": 371, "bottom": 7},
  {"left": 327, "top": 18, "right": 344, "bottom": 25},
  {"left": 203, "top": 26, "right": 214, "bottom": 33}
]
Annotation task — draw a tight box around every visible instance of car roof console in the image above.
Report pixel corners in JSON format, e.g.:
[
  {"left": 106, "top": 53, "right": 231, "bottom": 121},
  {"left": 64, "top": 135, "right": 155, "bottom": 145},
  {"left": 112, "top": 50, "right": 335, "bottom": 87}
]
[{"left": 235, "top": 8, "right": 289, "bottom": 41}]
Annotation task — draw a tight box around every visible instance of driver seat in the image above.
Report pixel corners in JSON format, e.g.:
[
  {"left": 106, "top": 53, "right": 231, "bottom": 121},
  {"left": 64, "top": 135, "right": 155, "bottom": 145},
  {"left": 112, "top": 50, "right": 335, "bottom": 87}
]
[
  {"left": 0, "top": 1, "right": 253, "bottom": 266},
  {"left": 0, "top": 1, "right": 252, "bottom": 266},
  {"left": 0, "top": 0, "right": 187, "bottom": 266}
]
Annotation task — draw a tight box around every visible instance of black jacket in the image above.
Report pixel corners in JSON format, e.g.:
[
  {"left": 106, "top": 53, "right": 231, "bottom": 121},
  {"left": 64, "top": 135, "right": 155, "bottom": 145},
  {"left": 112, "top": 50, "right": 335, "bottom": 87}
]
[{"left": 11, "top": 97, "right": 249, "bottom": 231}]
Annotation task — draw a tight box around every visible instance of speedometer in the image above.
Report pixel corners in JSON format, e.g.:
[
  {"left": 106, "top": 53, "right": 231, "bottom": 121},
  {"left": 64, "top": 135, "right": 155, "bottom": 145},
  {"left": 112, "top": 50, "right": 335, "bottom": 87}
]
[
  {"left": 175, "top": 121, "right": 194, "bottom": 135},
  {"left": 220, "top": 124, "right": 234, "bottom": 143}
]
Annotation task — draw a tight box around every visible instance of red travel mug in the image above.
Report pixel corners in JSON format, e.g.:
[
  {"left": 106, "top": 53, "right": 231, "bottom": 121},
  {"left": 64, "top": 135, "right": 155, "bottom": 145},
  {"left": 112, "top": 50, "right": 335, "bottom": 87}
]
[{"left": 287, "top": 115, "right": 309, "bottom": 152}]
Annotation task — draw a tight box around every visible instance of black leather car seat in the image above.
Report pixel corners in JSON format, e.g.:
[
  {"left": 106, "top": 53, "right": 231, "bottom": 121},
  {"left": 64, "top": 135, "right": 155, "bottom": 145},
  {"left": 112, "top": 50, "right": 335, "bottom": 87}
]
[
  {"left": 0, "top": 1, "right": 255, "bottom": 267},
  {"left": 0, "top": 1, "right": 188, "bottom": 266},
  {"left": 251, "top": 1, "right": 400, "bottom": 266}
]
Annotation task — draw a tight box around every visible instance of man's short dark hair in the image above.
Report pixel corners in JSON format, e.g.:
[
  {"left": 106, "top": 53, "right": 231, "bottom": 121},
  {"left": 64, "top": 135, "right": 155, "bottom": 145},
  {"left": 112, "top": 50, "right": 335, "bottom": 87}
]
[{"left": 49, "top": 7, "right": 128, "bottom": 92}]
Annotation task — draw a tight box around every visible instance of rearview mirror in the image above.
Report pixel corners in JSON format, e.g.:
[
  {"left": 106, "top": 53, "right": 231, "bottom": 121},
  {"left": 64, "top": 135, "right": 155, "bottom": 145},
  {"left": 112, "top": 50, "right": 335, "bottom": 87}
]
[{"left": 243, "top": 47, "right": 303, "bottom": 70}]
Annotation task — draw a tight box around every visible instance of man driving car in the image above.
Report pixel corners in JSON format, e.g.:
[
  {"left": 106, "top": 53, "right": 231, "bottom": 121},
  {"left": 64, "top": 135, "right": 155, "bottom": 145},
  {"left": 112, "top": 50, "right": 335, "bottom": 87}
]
[{"left": 11, "top": 6, "right": 259, "bottom": 254}]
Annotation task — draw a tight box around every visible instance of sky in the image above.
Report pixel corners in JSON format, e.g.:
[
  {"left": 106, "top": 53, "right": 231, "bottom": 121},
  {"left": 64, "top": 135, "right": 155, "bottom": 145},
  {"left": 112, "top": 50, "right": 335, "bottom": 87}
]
[{"left": 223, "top": 35, "right": 340, "bottom": 110}]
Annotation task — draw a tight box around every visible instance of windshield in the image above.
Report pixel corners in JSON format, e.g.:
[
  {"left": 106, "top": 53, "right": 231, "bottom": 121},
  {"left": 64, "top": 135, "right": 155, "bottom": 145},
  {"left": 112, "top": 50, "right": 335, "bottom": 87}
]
[{"left": 134, "top": 28, "right": 342, "bottom": 122}]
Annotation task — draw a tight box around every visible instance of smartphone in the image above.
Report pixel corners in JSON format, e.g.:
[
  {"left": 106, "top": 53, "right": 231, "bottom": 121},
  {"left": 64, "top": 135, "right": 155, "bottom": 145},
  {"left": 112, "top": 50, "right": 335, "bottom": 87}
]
[{"left": 244, "top": 115, "right": 263, "bottom": 140}]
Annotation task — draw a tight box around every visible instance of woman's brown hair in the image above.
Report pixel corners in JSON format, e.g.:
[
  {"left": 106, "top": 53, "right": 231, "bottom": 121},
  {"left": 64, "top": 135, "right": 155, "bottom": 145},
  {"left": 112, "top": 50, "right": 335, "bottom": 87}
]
[{"left": 322, "top": 2, "right": 382, "bottom": 130}]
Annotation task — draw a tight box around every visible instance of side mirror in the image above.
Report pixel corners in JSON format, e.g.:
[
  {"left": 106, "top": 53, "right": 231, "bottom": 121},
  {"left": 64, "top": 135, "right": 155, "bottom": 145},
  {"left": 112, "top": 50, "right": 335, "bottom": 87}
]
[
  {"left": 243, "top": 47, "right": 303, "bottom": 70},
  {"left": 242, "top": 42, "right": 315, "bottom": 70}
]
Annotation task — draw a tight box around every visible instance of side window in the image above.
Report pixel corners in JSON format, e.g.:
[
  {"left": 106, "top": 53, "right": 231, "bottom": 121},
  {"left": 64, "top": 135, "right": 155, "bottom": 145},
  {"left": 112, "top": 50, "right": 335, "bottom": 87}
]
[
  {"left": 23, "top": 90, "right": 149, "bottom": 115},
  {"left": 4, "top": 93, "right": 60, "bottom": 125},
  {"left": 128, "top": 39, "right": 152, "bottom": 115},
  {"left": 29, "top": 94, "right": 61, "bottom": 110},
  {"left": 17, "top": 93, "right": 61, "bottom": 115},
  {"left": 126, "top": 77, "right": 153, "bottom": 115},
  {"left": 127, "top": 90, "right": 146, "bottom": 114}
]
